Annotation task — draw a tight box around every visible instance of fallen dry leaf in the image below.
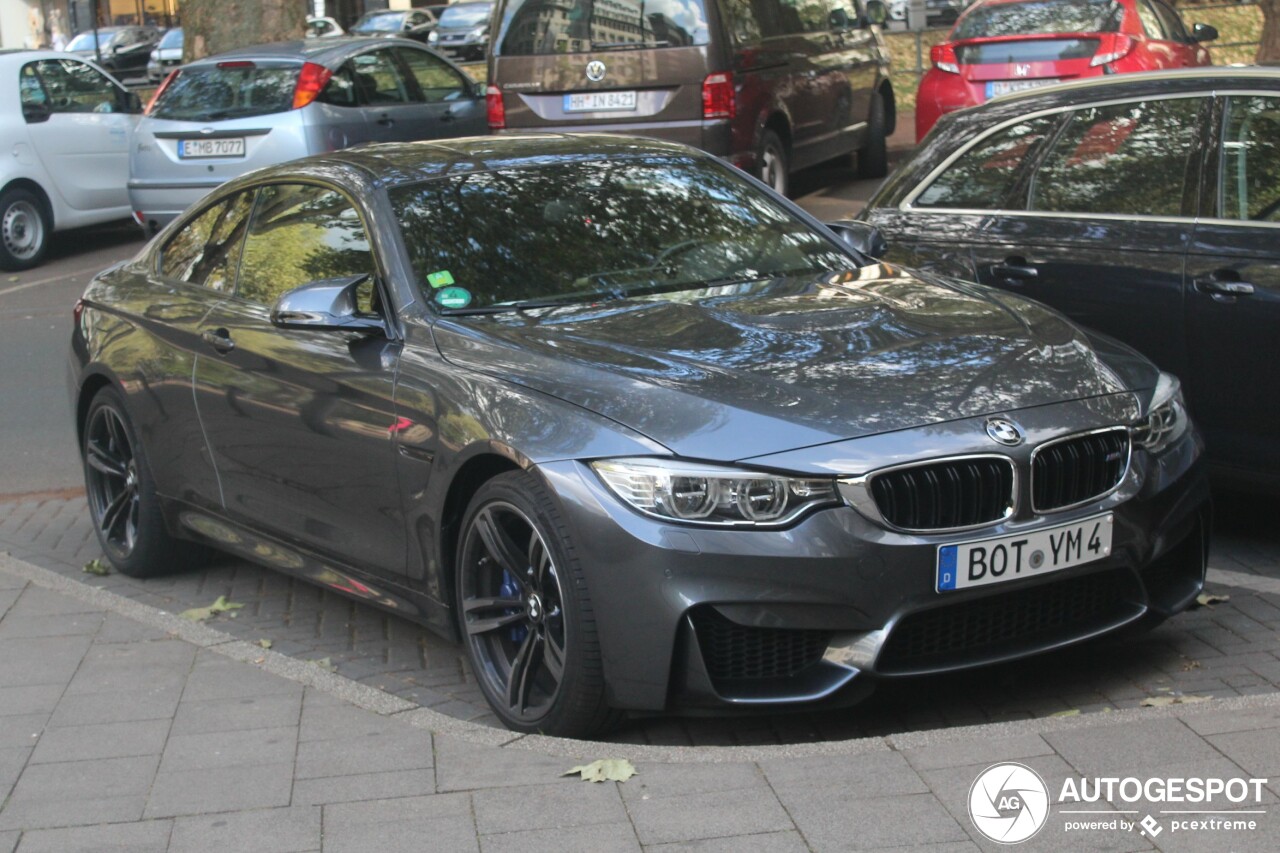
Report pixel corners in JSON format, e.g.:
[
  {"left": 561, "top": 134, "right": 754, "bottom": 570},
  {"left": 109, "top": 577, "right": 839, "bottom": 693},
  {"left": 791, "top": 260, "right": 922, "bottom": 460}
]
[
  {"left": 82, "top": 558, "right": 111, "bottom": 576},
  {"left": 1050, "top": 709, "right": 1081, "bottom": 718},
  {"left": 1181, "top": 660, "right": 1202, "bottom": 672},
  {"left": 1195, "top": 592, "right": 1230, "bottom": 608},
  {"left": 179, "top": 595, "right": 245, "bottom": 622},
  {"left": 312, "top": 657, "right": 337, "bottom": 673},
  {"left": 257, "top": 639, "right": 273, "bottom": 649},
  {"left": 1140, "top": 695, "right": 1211, "bottom": 708},
  {"left": 562, "top": 758, "right": 637, "bottom": 783}
]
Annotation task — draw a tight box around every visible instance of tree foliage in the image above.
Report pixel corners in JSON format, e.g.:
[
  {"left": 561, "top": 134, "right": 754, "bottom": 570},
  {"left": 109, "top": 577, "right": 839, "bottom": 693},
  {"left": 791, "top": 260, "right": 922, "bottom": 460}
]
[{"left": 181, "top": 0, "right": 305, "bottom": 63}]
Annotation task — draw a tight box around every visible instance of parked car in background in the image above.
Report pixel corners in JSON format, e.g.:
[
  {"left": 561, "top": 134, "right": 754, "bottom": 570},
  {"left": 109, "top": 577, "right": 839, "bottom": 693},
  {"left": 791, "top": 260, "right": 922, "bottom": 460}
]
[
  {"left": 862, "top": 67, "right": 1280, "bottom": 490},
  {"left": 889, "top": 0, "right": 967, "bottom": 28},
  {"left": 305, "top": 16, "right": 346, "bottom": 39},
  {"left": 146, "top": 28, "right": 183, "bottom": 83},
  {"left": 129, "top": 37, "right": 486, "bottom": 233},
  {"left": 916, "top": 0, "right": 1215, "bottom": 140},
  {"left": 1, "top": 51, "right": 141, "bottom": 270},
  {"left": 350, "top": 8, "right": 438, "bottom": 42},
  {"left": 428, "top": 1, "right": 493, "bottom": 61},
  {"left": 487, "top": 0, "right": 895, "bottom": 195},
  {"left": 72, "top": 134, "right": 1210, "bottom": 736},
  {"left": 66, "top": 26, "right": 162, "bottom": 78}
]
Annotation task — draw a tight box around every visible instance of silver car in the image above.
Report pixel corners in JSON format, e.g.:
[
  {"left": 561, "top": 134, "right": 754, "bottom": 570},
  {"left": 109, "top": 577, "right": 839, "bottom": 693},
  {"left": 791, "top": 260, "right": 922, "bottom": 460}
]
[
  {"left": 129, "top": 37, "right": 487, "bottom": 233},
  {"left": 146, "top": 28, "right": 183, "bottom": 83}
]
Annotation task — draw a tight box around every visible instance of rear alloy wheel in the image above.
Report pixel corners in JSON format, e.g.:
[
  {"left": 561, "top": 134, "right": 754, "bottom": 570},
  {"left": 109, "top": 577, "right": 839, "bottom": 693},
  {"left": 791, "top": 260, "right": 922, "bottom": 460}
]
[
  {"left": 0, "top": 188, "right": 50, "bottom": 271},
  {"left": 83, "top": 387, "right": 199, "bottom": 577},
  {"left": 757, "top": 129, "right": 789, "bottom": 197},
  {"left": 457, "top": 471, "right": 616, "bottom": 737}
]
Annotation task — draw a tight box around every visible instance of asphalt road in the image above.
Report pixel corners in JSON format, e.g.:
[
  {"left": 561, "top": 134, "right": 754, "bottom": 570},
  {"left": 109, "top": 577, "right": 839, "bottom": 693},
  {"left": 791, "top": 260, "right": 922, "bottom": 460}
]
[{"left": 0, "top": 164, "right": 881, "bottom": 500}]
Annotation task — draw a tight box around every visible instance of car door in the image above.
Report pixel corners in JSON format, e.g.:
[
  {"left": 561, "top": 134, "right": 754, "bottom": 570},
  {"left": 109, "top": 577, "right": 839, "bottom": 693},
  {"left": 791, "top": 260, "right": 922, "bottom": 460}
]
[
  {"left": 866, "top": 112, "right": 1060, "bottom": 279},
  {"left": 1184, "top": 93, "right": 1280, "bottom": 483},
  {"left": 969, "top": 95, "right": 1209, "bottom": 374},
  {"left": 314, "top": 59, "right": 377, "bottom": 149},
  {"left": 350, "top": 47, "right": 424, "bottom": 142},
  {"left": 134, "top": 189, "right": 256, "bottom": 509},
  {"left": 392, "top": 46, "right": 486, "bottom": 139},
  {"left": 194, "top": 182, "right": 407, "bottom": 574},
  {"left": 19, "top": 58, "right": 135, "bottom": 213}
]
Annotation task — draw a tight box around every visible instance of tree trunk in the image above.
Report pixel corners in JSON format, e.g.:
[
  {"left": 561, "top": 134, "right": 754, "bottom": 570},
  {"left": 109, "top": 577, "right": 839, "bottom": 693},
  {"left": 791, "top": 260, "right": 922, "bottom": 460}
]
[
  {"left": 181, "top": 0, "right": 305, "bottom": 63},
  {"left": 1260, "top": 0, "right": 1280, "bottom": 63}
]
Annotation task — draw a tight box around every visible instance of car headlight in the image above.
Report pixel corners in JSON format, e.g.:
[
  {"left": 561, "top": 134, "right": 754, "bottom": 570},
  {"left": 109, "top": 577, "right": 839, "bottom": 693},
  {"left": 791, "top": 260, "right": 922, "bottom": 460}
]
[
  {"left": 591, "top": 458, "right": 839, "bottom": 526},
  {"left": 1131, "top": 371, "right": 1187, "bottom": 454},
  {"left": 427, "top": 30, "right": 438, "bottom": 43},
  {"left": 470, "top": 25, "right": 488, "bottom": 38}
]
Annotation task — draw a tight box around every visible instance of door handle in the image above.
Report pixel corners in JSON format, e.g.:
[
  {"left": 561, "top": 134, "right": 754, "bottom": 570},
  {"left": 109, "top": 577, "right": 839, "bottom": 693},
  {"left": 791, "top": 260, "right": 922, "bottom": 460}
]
[
  {"left": 376, "top": 114, "right": 394, "bottom": 127},
  {"left": 439, "top": 110, "right": 455, "bottom": 122},
  {"left": 1193, "top": 270, "right": 1255, "bottom": 299},
  {"left": 988, "top": 257, "right": 1039, "bottom": 282},
  {"left": 201, "top": 328, "right": 235, "bottom": 354}
]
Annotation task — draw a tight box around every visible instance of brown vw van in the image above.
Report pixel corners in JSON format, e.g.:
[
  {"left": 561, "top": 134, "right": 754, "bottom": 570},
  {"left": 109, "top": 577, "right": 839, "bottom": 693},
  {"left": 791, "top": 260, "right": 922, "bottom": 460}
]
[{"left": 485, "top": 0, "right": 895, "bottom": 194}]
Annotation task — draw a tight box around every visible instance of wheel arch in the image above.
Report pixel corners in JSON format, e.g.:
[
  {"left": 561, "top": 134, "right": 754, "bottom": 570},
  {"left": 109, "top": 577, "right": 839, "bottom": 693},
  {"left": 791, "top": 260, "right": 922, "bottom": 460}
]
[
  {"left": 1, "top": 177, "right": 55, "bottom": 231},
  {"left": 74, "top": 370, "right": 119, "bottom": 448}
]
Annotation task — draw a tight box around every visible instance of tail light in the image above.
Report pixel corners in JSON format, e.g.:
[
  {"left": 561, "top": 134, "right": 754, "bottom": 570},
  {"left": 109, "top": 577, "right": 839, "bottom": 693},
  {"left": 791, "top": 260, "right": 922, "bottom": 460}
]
[
  {"left": 487, "top": 85, "right": 505, "bottom": 130},
  {"left": 930, "top": 44, "right": 960, "bottom": 74},
  {"left": 293, "top": 62, "right": 333, "bottom": 109},
  {"left": 702, "top": 72, "right": 735, "bottom": 120},
  {"left": 1090, "top": 34, "right": 1134, "bottom": 67},
  {"left": 144, "top": 68, "right": 179, "bottom": 115}
]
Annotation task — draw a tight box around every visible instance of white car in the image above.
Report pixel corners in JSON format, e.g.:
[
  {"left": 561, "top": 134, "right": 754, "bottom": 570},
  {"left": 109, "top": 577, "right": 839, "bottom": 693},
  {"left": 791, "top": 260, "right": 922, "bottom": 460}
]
[{"left": 1, "top": 50, "right": 141, "bottom": 270}]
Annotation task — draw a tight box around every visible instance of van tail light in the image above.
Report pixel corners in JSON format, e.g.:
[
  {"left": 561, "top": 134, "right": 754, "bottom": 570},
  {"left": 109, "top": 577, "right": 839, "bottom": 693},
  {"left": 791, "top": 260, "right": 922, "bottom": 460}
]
[
  {"left": 487, "top": 85, "right": 506, "bottom": 129},
  {"left": 144, "top": 68, "right": 179, "bottom": 115},
  {"left": 293, "top": 62, "right": 333, "bottom": 109},
  {"left": 702, "top": 72, "right": 735, "bottom": 120},
  {"left": 930, "top": 44, "right": 960, "bottom": 74},
  {"left": 1090, "top": 34, "right": 1134, "bottom": 67}
]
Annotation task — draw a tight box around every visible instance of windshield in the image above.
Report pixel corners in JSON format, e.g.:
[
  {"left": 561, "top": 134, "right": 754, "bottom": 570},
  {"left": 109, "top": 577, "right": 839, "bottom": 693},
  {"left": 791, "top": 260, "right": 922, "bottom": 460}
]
[
  {"left": 159, "top": 28, "right": 183, "bottom": 49},
  {"left": 496, "top": 0, "right": 709, "bottom": 54},
  {"left": 66, "top": 32, "right": 102, "bottom": 51},
  {"left": 149, "top": 65, "right": 299, "bottom": 121},
  {"left": 953, "top": 0, "right": 1121, "bottom": 38},
  {"left": 389, "top": 157, "right": 857, "bottom": 312},
  {"left": 439, "top": 3, "right": 493, "bottom": 28},
  {"left": 353, "top": 11, "right": 407, "bottom": 32}
]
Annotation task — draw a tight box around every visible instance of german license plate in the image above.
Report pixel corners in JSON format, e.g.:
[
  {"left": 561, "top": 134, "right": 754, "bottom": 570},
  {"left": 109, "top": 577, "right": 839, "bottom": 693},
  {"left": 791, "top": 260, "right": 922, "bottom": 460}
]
[
  {"left": 179, "top": 138, "right": 245, "bottom": 158},
  {"left": 564, "top": 91, "right": 638, "bottom": 112},
  {"left": 986, "top": 79, "right": 1059, "bottom": 99},
  {"left": 936, "top": 513, "right": 1112, "bottom": 592}
]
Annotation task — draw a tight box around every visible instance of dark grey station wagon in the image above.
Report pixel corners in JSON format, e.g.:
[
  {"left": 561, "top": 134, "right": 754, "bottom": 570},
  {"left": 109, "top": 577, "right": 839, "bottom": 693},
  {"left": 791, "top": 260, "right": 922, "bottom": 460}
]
[{"left": 71, "top": 135, "right": 1209, "bottom": 737}]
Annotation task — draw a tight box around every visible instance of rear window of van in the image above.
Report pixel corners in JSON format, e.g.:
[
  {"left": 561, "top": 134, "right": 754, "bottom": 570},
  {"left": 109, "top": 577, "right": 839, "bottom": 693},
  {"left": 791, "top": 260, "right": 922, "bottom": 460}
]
[{"left": 495, "top": 0, "right": 710, "bottom": 55}]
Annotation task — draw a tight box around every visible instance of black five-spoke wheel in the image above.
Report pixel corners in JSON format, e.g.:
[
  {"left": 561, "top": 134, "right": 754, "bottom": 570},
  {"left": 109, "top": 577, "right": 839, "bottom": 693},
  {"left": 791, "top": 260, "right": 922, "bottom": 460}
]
[
  {"left": 456, "top": 471, "right": 617, "bottom": 737},
  {"left": 85, "top": 402, "right": 141, "bottom": 560}
]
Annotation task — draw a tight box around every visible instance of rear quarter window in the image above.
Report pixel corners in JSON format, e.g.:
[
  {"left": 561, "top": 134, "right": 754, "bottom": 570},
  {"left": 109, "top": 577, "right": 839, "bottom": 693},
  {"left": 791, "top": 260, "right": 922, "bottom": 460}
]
[{"left": 149, "top": 65, "right": 299, "bottom": 121}]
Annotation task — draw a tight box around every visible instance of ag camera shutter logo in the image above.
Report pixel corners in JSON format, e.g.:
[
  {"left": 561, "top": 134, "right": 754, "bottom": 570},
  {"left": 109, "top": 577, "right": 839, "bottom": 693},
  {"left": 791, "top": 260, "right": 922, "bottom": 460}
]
[{"left": 969, "top": 762, "right": 1051, "bottom": 844}]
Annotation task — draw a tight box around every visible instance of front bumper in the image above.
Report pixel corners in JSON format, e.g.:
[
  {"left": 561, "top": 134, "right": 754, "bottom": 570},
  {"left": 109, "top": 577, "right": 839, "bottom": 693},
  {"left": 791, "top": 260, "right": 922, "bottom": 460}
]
[{"left": 537, "top": 412, "right": 1209, "bottom": 713}]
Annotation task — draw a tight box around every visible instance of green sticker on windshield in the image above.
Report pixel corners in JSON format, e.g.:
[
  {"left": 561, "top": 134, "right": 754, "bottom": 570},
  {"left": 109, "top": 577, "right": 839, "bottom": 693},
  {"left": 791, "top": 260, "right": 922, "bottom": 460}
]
[
  {"left": 436, "top": 286, "right": 472, "bottom": 309},
  {"left": 427, "top": 270, "right": 455, "bottom": 288}
]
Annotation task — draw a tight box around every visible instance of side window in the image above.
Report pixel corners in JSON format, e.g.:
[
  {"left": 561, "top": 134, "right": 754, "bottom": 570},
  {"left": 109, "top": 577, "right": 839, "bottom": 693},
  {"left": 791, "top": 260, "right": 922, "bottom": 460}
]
[
  {"left": 776, "top": 0, "right": 808, "bottom": 35},
  {"left": 19, "top": 65, "right": 47, "bottom": 107},
  {"left": 236, "top": 184, "right": 375, "bottom": 307},
  {"left": 396, "top": 48, "right": 466, "bottom": 104},
  {"left": 914, "top": 115, "right": 1059, "bottom": 210},
  {"left": 320, "top": 63, "right": 359, "bottom": 107},
  {"left": 25, "top": 60, "right": 121, "bottom": 113},
  {"left": 721, "top": 0, "right": 765, "bottom": 44},
  {"left": 1137, "top": 0, "right": 1166, "bottom": 39},
  {"left": 159, "top": 191, "right": 256, "bottom": 292},
  {"left": 1220, "top": 96, "right": 1280, "bottom": 223},
  {"left": 796, "top": 0, "right": 857, "bottom": 32},
  {"left": 1029, "top": 98, "right": 1204, "bottom": 217},
  {"left": 350, "top": 50, "right": 411, "bottom": 105}
]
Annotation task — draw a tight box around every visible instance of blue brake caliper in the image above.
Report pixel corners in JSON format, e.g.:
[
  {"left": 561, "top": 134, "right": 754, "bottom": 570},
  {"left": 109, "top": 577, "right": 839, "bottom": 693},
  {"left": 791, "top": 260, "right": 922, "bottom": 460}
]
[{"left": 500, "top": 571, "right": 527, "bottom": 645}]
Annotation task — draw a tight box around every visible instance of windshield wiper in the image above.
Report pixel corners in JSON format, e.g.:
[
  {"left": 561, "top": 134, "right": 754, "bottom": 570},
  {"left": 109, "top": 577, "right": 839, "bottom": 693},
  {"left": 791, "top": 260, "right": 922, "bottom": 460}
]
[{"left": 437, "top": 294, "right": 608, "bottom": 316}]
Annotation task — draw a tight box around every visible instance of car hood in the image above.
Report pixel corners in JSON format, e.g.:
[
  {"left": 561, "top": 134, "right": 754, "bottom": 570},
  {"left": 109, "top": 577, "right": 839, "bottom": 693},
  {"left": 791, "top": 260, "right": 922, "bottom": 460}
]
[{"left": 431, "top": 265, "right": 1144, "bottom": 461}]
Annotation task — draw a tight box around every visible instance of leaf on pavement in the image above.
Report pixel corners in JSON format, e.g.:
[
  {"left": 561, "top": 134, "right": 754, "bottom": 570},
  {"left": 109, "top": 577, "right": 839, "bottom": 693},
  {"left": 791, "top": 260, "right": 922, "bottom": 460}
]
[
  {"left": 1050, "top": 709, "right": 1081, "bottom": 717},
  {"left": 312, "top": 657, "right": 337, "bottom": 672},
  {"left": 179, "top": 595, "right": 245, "bottom": 622},
  {"left": 562, "top": 759, "right": 637, "bottom": 783},
  {"left": 257, "top": 638, "right": 273, "bottom": 649},
  {"left": 1140, "top": 695, "right": 1211, "bottom": 708},
  {"left": 82, "top": 558, "right": 111, "bottom": 576},
  {"left": 1194, "top": 592, "right": 1230, "bottom": 608}
]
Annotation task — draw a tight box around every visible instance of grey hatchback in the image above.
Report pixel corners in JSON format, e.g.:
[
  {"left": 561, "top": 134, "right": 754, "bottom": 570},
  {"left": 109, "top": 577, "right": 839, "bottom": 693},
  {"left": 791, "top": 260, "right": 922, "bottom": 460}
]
[{"left": 129, "top": 37, "right": 485, "bottom": 233}]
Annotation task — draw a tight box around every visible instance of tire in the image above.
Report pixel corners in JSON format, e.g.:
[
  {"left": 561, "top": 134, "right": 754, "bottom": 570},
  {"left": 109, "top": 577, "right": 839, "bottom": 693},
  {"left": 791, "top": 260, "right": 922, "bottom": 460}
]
[
  {"left": 858, "top": 90, "right": 889, "bottom": 180},
  {"left": 82, "top": 386, "right": 202, "bottom": 577},
  {"left": 456, "top": 470, "right": 618, "bottom": 737},
  {"left": 756, "top": 129, "right": 789, "bottom": 198},
  {"left": 0, "top": 187, "right": 50, "bottom": 271}
]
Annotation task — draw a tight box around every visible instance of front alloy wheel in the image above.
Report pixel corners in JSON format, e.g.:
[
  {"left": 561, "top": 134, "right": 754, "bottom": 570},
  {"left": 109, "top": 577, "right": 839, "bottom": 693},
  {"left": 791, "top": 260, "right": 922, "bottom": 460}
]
[{"left": 457, "top": 471, "right": 616, "bottom": 736}]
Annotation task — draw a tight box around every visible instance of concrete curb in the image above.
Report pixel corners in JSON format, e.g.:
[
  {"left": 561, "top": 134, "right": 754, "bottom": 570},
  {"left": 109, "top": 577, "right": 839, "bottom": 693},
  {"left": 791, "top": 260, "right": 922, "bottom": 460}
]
[{"left": 4, "top": 548, "right": 1279, "bottom": 763}]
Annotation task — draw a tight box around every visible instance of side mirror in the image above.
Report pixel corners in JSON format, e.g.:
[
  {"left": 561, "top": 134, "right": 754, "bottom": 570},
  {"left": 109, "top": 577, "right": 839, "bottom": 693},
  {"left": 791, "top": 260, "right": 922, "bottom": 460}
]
[
  {"left": 270, "top": 274, "right": 386, "bottom": 333},
  {"left": 865, "top": 0, "right": 888, "bottom": 27},
  {"left": 1190, "top": 23, "right": 1218, "bottom": 43},
  {"left": 22, "top": 102, "right": 51, "bottom": 124},
  {"left": 826, "top": 220, "right": 888, "bottom": 259}
]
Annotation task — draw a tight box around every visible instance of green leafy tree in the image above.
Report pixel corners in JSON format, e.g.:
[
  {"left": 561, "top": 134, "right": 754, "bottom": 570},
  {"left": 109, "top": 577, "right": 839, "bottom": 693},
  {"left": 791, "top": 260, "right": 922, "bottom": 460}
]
[{"left": 181, "top": 0, "right": 305, "bottom": 62}]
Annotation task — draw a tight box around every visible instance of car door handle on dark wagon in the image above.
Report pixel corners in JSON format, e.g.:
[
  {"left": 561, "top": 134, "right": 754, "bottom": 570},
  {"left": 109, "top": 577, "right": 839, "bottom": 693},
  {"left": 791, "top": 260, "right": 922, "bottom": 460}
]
[
  {"left": 201, "top": 329, "right": 235, "bottom": 354},
  {"left": 988, "top": 258, "right": 1039, "bottom": 281},
  {"left": 1194, "top": 271, "right": 1255, "bottom": 299}
]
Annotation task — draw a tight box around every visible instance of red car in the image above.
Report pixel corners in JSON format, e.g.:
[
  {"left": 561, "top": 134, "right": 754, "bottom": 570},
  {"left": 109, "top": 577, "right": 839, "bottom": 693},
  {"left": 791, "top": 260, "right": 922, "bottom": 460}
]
[{"left": 916, "top": 0, "right": 1216, "bottom": 141}]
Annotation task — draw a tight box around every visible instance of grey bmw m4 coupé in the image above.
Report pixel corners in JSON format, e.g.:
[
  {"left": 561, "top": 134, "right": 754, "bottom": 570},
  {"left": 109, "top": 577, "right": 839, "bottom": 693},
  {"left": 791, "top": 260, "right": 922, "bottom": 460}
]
[{"left": 69, "top": 135, "right": 1210, "bottom": 737}]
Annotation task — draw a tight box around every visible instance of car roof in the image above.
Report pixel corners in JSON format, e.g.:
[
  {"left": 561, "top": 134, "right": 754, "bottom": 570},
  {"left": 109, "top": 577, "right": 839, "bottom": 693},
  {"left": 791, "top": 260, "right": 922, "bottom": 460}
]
[{"left": 185, "top": 36, "right": 425, "bottom": 68}]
